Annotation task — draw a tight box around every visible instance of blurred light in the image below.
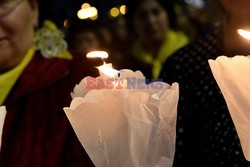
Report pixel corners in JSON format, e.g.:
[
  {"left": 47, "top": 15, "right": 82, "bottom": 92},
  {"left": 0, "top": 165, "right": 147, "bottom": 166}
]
[
  {"left": 185, "top": 0, "right": 205, "bottom": 9},
  {"left": 90, "top": 14, "right": 98, "bottom": 20},
  {"left": 237, "top": 29, "right": 250, "bottom": 40},
  {"left": 77, "top": 9, "right": 89, "bottom": 19},
  {"left": 110, "top": 7, "right": 119, "bottom": 17},
  {"left": 120, "top": 5, "right": 127, "bottom": 15},
  {"left": 88, "top": 7, "right": 98, "bottom": 17},
  {"left": 77, "top": 7, "right": 98, "bottom": 20},
  {"left": 63, "top": 19, "right": 70, "bottom": 28},
  {"left": 81, "top": 3, "right": 91, "bottom": 9},
  {"left": 185, "top": 0, "right": 193, "bottom": 4},
  {"left": 86, "top": 51, "right": 109, "bottom": 59}
]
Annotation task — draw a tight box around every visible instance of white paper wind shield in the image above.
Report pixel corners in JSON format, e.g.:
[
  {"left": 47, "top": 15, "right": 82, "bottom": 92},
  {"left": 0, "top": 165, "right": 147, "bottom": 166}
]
[
  {"left": 208, "top": 56, "right": 250, "bottom": 161},
  {"left": 64, "top": 70, "right": 179, "bottom": 167},
  {"left": 0, "top": 106, "right": 6, "bottom": 151}
]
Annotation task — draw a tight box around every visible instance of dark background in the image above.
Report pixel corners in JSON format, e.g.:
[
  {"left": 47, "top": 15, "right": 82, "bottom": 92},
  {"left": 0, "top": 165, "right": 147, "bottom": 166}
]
[{"left": 39, "top": 0, "right": 207, "bottom": 27}]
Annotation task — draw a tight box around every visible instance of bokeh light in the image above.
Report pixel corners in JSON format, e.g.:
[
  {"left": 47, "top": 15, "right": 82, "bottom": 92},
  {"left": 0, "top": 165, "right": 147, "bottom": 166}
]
[
  {"left": 90, "top": 14, "right": 98, "bottom": 20},
  {"left": 77, "top": 9, "right": 89, "bottom": 19},
  {"left": 120, "top": 5, "right": 127, "bottom": 15},
  {"left": 81, "top": 3, "right": 91, "bottom": 9},
  {"left": 77, "top": 7, "right": 98, "bottom": 20},
  {"left": 110, "top": 7, "right": 119, "bottom": 17},
  {"left": 63, "top": 19, "right": 70, "bottom": 28}
]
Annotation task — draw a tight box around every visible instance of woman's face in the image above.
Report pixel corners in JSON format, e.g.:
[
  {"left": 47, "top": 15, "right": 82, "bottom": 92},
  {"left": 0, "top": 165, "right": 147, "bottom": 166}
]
[
  {"left": 133, "top": 0, "right": 168, "bottom": 43},
  {"left": 220, "top": 0, "right": 250, "bottom": 20},
  {"left": 0, "top": 0, "right": 38, "bottom": 72}
]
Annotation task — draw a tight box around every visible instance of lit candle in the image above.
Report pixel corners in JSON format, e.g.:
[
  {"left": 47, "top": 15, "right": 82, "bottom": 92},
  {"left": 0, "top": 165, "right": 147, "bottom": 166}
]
[
  {"left": 64, "top": 51, "right": 179, "bottom": 167},
  {"left": 87, "top": 51, "right": 117, "bottom": 78},
  {"left": 86, "top": 51, "right": 124, "bottom": 89}
]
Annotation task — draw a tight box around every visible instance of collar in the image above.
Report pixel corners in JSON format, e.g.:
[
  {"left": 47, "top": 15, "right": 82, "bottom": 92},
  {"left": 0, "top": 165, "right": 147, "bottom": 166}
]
[
  {"left": 0, "top": 48, "right": 35, "bottom": 105},
  {"left": 5, "top": 52, "right": 71, "bottom": 104},
  {"left": 132, "top": 29, "right": 189, "bottom": 79},
  {"left": 2, "top": 48, "right": 73, "bottom": 105}
]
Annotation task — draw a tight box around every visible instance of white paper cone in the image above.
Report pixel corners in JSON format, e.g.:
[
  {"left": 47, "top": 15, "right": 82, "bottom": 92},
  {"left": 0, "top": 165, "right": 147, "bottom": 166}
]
[
  {"left": 64, "top": 70, "right": 179, "bottom": 167},
  {"left": 0, "top": 106, "right": 7, "bottom": 150},
  {"left": 208, "top": 56, "right": 250, "bottom": 161}
]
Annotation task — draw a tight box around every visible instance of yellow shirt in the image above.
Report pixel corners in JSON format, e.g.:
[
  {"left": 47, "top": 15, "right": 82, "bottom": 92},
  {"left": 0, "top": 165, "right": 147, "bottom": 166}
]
[{"left": 132, "top": 29, "right": 189, "bottom": 79}]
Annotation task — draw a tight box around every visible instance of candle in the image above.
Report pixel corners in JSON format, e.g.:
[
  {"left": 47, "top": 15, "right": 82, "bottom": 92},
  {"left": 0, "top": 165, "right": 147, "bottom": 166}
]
[
  {"left": 97, "top": 62, "right": 119, "bottom": 78},
  {"left": 86, "top": 51, "right": 126, "bottom": 90},
  {"left": 64, "top": 50, "right": 179, "bottom": 167}
]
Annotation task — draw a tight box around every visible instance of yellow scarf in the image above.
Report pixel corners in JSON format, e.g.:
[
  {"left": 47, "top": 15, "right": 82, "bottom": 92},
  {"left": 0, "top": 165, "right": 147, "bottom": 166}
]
[
  {"left": 132, "top": 29, "right": 189, "bottom": 79},
  {"left": 0, "top": 48, "right": 35, "bottom": 105},
  {"left": 0, "top": 48, "right": 72, "bottom": 106}
]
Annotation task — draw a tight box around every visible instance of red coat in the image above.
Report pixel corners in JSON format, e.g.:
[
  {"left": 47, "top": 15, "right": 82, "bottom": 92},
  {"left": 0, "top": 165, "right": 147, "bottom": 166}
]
[{"left": 1, "top": 51, "right": 100, "bottom": 167}]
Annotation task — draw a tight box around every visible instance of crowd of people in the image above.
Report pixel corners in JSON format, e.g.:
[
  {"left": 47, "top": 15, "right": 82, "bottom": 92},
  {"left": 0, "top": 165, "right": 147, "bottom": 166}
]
[
  {"left": 65, "top": 0, "right": 197, "bottom": 78},
  {"left": 1, "top": 0, "right": 250, "bottom": 166}
]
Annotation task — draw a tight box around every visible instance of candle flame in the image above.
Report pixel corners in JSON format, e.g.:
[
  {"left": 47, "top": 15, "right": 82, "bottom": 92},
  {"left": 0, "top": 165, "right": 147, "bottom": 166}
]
[
  {"left": 97, "top": 63, "right": 120, "bottom": 78},
  {"left": 237, "top": 29, "right": 250, "bottom": 40},
  {"left": 86, "top": 51, "right": 119, "bottom": 78},
  {"left": 86, "top": 51, "right": 109, "bottom": 59}
]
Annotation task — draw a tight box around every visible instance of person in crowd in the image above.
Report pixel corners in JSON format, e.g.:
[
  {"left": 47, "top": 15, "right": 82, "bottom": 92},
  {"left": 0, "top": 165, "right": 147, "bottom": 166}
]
[
  {"left": 161, "top": 0, "right": 250, "bottom": 166},
  {"left": 0, "top": 0, "right": 96, "bottom": 166},
  {"left": 125, "top": 0, "right": 189, "bottom": 79},
  {"left": 66, "top": 20, "right": 102, "bottom": 55},
  {"left": 108, "top": 16, "right": 128, "bottom": 46},
  {"left": 107, "top": 15, "right": 132, "bottom": 70},
  {"left": 175, "top": 1, "right": 209, "bottom": 40}
]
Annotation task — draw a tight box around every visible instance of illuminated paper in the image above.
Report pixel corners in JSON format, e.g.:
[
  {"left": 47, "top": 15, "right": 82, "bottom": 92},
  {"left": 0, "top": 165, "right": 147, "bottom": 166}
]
[
  {"left": 64, "top": 70, "right": 179, "bottom": 167},
  {"left": 209, "top": 55, "right": 250, "bottom": 161},
  {"left": 0, "top": 106, "right": 6, "bottom": 150}
]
